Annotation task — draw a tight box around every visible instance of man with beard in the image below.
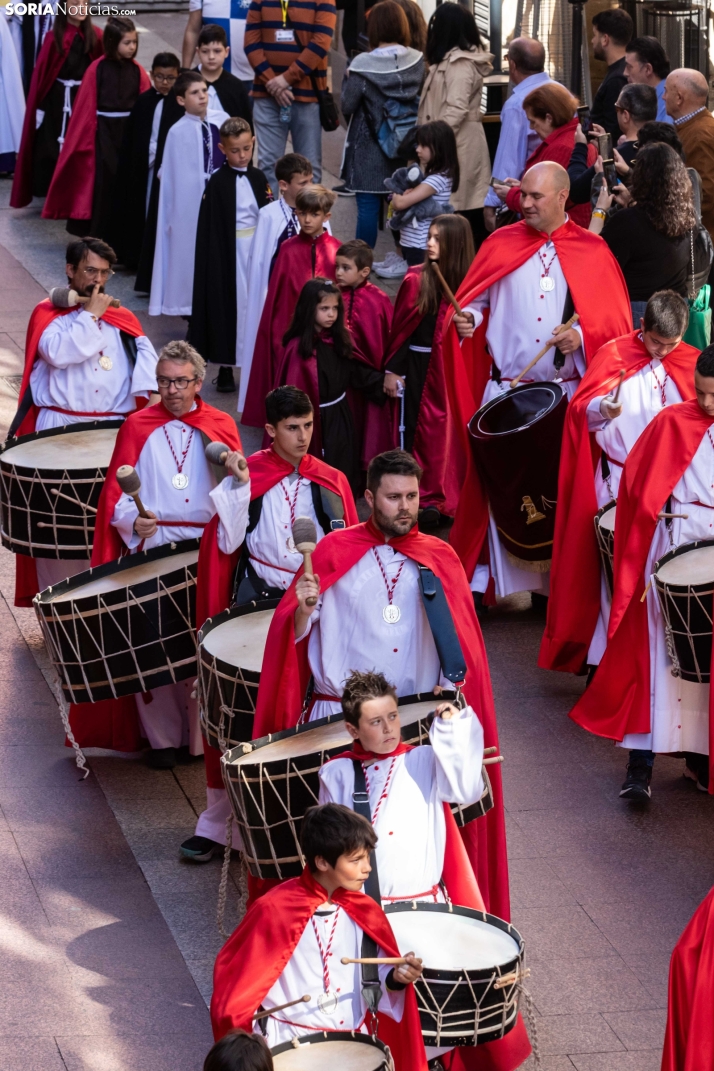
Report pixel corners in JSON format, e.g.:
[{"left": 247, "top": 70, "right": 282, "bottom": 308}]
[{"left": 589, "top": 8, "right": 633, "bottom": 138}]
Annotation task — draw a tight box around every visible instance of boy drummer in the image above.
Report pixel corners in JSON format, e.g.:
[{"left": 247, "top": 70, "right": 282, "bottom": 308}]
[{"left": 210, "top": 804, "right": 428, "bottom": 1071}]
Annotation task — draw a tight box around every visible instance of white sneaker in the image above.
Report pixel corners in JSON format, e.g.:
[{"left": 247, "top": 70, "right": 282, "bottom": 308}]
[{"left": 374, "top": 251, "right": 408, "bottom": 278}]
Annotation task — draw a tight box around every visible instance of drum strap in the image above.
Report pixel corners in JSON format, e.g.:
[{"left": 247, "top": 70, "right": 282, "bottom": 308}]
[
  {"left": 600, "top": 451, "right": 611, "bottom": 481},
  {"left": 351, "top": 760, "right": 384, "bottom": 1018},
  {"left": 553, "top": 290, "right": 575, "bottom": 372},
  {"left": 418, "top": 567, "right": 467, "bottom": 686}
]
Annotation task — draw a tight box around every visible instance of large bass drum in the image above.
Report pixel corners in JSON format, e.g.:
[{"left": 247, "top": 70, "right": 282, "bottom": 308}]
[
  {"left": 271, "top": 1034, "right": 392, "bottom": 1070},
  {"left": 0, "top": 421, "right": 122, "bottom": 558},
  {"left": 468, "top": 383, "right": 567, "bottom": 570},
  {"left": 654, "top": 539, "right": 714, "bottom": 683},
  {"left": 34, "top": 539, "right": 201, "bottom": 703}
]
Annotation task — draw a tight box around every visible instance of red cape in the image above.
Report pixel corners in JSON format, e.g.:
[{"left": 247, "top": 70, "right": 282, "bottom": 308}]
[
  {"left": 275, "top": 338, "right": 325, "bottom": 456},
  {"left": 210, "top": 866, "right": 429, "bottom": 1071},
  {"left": 42, "top": 56, "right": 150, "bottom": 221},
  {"left": 242, "top": 231, "right": 341, "bottom": 427},
  {"left": 342, "top": 281, "right": 393, "bottom": 467},
  {"left": 540, "top": 332, "right": 699, "bottom": 673},
  {"left": 569, "top": 400, "right": 714, "bottom": 780},
  {"left": 91, "top": 396, "right": 242, "bottom": 566},
  {"left": 195, "top": 446, "right": 359, "bottom": 627},
  {"left": 442, "top": 219, "right": 632, "bottom": 577},
  {"left": 253, "top": 518, "right": 510, "bottom": 921},
  {"left": 662, "top": 886, "right": 714, "bottom": 1071},
  {"left": 10, "top": 25, "right": 104, "bottom": 209}
]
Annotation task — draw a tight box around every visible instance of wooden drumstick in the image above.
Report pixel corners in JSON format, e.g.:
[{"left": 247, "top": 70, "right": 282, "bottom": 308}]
[
  {"left": 658, "top": 512, "right": 689, "bottom": 520},
  {"left": 612, "top": 370, "right": 625, "bottom": 404},
  {"left": 50, "top": 488, "right": 98, "bottom": 513},
  {"left": 292, "top": 515, "right": 318, "bottom": 607},
  {"left": 49, "top": 286, "right": 121, "bottom": 309},
  {"left": 341, "top": 957, "right": 409, "bottom": 966},
  {"left": 252, "top": 994, "right": 311, "bottom": 1020},
  {"left": 116, "top": 465, "right": 151, "bottom": 519},
  {"left": 483, "top": 746, "right": 498, "bottom": 756},
  {"left": 431, "top": 261, "right": 463, "bottom": 316},
  {"left": 483, "top": 755, "right": 504, "bottom": 765},
  {"left": 204, "top": 440, "right": 248, "bottom": 470},
  {"left": 510, "top": 313, "right": 581, "bottom": 388}
]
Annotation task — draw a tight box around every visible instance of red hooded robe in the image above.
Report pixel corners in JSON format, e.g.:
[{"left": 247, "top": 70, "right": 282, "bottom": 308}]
[
  {"left": 441, "top": 220, "right": 632, "bottom": 579},
  {"left": 241, "top": 231, "right": 341, "bottom": 427},
  {"left": 42, "top": 56, "right": 150, "bottom": 221},
  {"left": 662, "top": 885, "right": 714, "bottom": 1071},
  {"left": 342, "top": 280, "right": 393, "bottom": 466},
  {"left": 539, "top": 331, "right": 699, "bottom": 674}
]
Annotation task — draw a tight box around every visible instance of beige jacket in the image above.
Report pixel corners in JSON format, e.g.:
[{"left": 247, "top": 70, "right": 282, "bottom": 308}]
[{"left": 417, "top": 47, "right": 493, "bottom": 212}]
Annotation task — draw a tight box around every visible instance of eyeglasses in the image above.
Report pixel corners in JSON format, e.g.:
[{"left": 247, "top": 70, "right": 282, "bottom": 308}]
[
  {"left": 156, "top": 376, "right": 199, "bottom": 390},
  {"left": 81, "top": 266, "right": 115, "bottom": 279},
  {"left": 154, "top": 72, "right": 178, "bottom": 84}
]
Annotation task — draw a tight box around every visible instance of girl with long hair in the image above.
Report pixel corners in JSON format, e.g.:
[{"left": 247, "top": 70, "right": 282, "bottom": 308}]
[
  {"left": 383, "top": 214, "right": 474, "bottom": 525},
  {"left": 391, "top": 119, "right": 459, "bottom": 266},
  {"left": 278, "top": 278, "right": 386, "bottom": 490}
]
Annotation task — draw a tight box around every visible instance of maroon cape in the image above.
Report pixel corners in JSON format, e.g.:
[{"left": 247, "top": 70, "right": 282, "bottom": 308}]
[
  {"left": 662, "top": 886, "right": 714, "bottom": 1071},
  {"left": 211, "top": 866, "right": 429, "bottom": 1071},
  {"left": 274, "top": 337, "right": 327, "bottom": 457},
  {"left": 540, "top": 332, "right": 699, "bottom": 674},
  {"left": 242, "top": 230, "right": 341, "bottom": 427},
  {"left": 441, "top": 219, "right": 632, "bottom": 578},
  {"left": 342, "top": 280, "right": 393, "bottom": 467},
  {"left": 253, "top": 517, "right": 510, "bottom": 921},
  {"left": 42, "top": 56, "right": 150, "bottom": 221},
  {"left": 569, "top": 399, "right": 714, "bottom": 793},
  {"left": 10, "top": 24, "right": 104, "bottom": 209}
]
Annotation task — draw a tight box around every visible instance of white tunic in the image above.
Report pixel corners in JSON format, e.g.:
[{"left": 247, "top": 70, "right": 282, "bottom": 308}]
[
  {"left": 621, "top": 428, "right": 714, "bottom": 755},
  {"left": 319, "top": 708, "right": 484, "bottom": 901},
  {"left": 255, "top": 903, "right": 403, "bottom": 1049},
  {"left": 299, "top": 545, "right": 449, "bottom": 722},
  {"left": 0, "top": 10, "right": 24, "bottom": 156},
  {"left": 234, "top": 168, "right": 260, "bottom": 367},
  {"left": 146, "top": 96, "right": 164, "bottom": 214},
  {"left": 31, "top": 308, "right": 158, "bottom": 431}
]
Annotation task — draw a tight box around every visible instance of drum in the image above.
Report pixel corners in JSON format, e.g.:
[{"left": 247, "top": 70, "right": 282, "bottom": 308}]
[
  {"left": 198, "top": 602, "right": 280, "bottom": 751},
  {"left": 222, "top": 696, "right": 493, "bottom": 879},
  {"left": 385, "top": 902, "right": 524, "bottom": 1046},
  {"left": 594, "top": 501, "right": 616, "bottom": 599},
  {"left": 468, "top": 383, "right": 567, "bottom": 569},
  {"left": 271, "top": 1033, "right": 392, "bottom": 1070},
  {"left": 654, "top": 539, "right": 714, "bottom": 683},
  {"left": 34, "top": 538, "right": 201, "bottom": 704},
  {"left": 0, "top": 421, "right": 122, "bottom": 558}
]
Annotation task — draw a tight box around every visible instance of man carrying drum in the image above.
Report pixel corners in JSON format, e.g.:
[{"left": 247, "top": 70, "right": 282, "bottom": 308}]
[
  {"left": 570, "top": 346, "right": 714, "bottom": 801},
  {"left": 445, "top": 162, "right": 631, "bottom": 609},
  {"left": 541, "top": 291, "right": 699, "bottom": 679},
  {"left": 89, "top": 340, "right": 245, "bottom": 769}
]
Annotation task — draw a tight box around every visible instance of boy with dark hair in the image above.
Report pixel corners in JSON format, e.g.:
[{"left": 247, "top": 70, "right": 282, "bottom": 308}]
[
  {"left": 203, "top": 1031, "right": 273, "bottom": 1071},
  {"left": 210, "top": 803, "right": 428, "bottom": 1071},
  {"left": 242, "top": 184, "right": 340, "bottom": 425},
  {"left": 189, "top": 116, "right": 272, "bottom": 392},
  {"left": 196, "top": 24, "right": 253, "bottom": 122}
]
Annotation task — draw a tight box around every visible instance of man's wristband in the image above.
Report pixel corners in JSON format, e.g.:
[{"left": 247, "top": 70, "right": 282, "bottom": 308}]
[
  {"left": 592, "top": 209, "right": 607, "bottom": 221},
  {"left": 385, "top": 968, "right": 407, "bottom": 992}
]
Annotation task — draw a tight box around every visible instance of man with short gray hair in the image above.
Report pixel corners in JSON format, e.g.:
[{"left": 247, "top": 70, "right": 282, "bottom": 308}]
[{"left": 665, "top": 68, "right": 714, "bottom": 255}]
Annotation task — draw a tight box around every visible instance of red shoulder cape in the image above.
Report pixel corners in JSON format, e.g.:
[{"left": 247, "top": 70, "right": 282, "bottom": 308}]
[
  {"left": 10, "top": 25, "right": 104, "bottom": 209},
  {"left": 569, "top": 400, "right": 714, "bottom": 768},
  {"left": 539, "top": 332, "right": 699, "bottom": 673},
  {"left": 210, "top": 866, "right": 429, "bottom": 1071},
  {"left": 441, "top": 219, "right": 632, "bottom": 577},
  {"left": 90, "top": 397, "right": 242, "bottom": 566},
  {"left": 274, "top": 338, "right": 323, "bottom": 455},
  {"left": 42, "top": 56, "right": 150, "bottom": 221},
  {"left": 662, "top": 886, "right": 714, "bottom": 1071},
  {"left": 253, "top": 518, "right": 510, "bottom": 920},
  {"left": 195, "top": 447, "right": 358, "bottom": 626}
]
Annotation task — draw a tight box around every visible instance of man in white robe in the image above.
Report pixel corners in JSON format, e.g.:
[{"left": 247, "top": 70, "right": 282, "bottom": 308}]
[{"left": 0, "top": 10, "right": 24, "bottom": 170}]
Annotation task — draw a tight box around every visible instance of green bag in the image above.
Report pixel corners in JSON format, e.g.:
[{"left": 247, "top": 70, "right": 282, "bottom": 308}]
[{"left": 684, "top": 284, "right": 712, "bottom": 350}]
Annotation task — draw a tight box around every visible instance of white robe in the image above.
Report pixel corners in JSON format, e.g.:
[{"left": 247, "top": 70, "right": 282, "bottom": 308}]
[
  {"left": 148, "top": 110, "right": 227, "bottom": 317},
  {"left": 621, "top": 429, "right": 714, "bottom": 756},
  {"left": 465, "top": 241, "right": 586, "bottom": 599},
  {"left": 254, "top": 903, "right": 403, "bottom": 1049},
  {"left": 146, "top": 96, "right": 164, "bottom": 215},
  {"left": 233, "top": 168, "right": 260, "bottom": 367},
  {"left": 585, "top": 355, "right": 683, "bottom": 664},
  {"left": 31, "top": 308, "right": 158, "bottom": 431},
  {"left": 319, "top": 707, "right": 484, "bottom": 901},
  {"left": 0, "top": 11, "right": 24, "bottom": 156}
]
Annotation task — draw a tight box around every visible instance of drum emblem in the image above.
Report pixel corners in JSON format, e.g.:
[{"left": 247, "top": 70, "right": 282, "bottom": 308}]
[{"left": 521, "top": 496, "right": 546, "bottom": 525}]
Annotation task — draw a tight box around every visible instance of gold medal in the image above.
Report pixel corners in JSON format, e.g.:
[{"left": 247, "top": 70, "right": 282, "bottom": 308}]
[{"left": 98, "top": 354, "right": 113, "bottom": 370}]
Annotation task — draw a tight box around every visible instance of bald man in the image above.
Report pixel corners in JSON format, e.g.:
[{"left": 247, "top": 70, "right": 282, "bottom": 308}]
[
  {"left": 665, "top": 69, "right": 714, "bottom": 254},
  {"left": 483, "top": 37, "right": 551, "bottom": 232},
  {"left": 443, "top": 161, "right": 631, "bottom": 606}
]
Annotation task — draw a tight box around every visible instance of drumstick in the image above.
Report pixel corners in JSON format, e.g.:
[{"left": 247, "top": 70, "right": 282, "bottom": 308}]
[
  {"left": 50, "top": 488, "right": 98, "bottom": 513},
  {"left": 204, "top": 440, "right": 248, "bottom": 470},
  {"left": 510, "top": 314, "right": 581, "bottom": 388},
  {"left": 483, "top": 755, "right": 504, "bottom": 765},
  {"left": 48, "top": 286, "right": 121, "bottom": 309},
  {"left": 658, "top": 512, "right": 689, "bottom": 520},
  {"left": 483, "top": 746, "right": 498, "bottom": 756},
  {"left": 612, "top": 370, "right": 625, "bottom": 404},
  {"left": 341, "top": 957, "right": 409, "bottom": 966},
  {"left": 252, "top": 995, "right": 311, "bottom": 1020},
  {"left": 292, "top": 515, "right": 318, "bottom": 607},
  {"left": 116, "top": 465, "right": 151, "bottom": 519},
  {"left": 430, "top": 261, "right": 462, "bottom": 316}
]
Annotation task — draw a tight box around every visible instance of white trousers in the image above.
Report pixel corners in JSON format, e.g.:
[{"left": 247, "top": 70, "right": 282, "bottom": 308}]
[{"left": 135, "top": 681, "right": 203, "bottom": 753}]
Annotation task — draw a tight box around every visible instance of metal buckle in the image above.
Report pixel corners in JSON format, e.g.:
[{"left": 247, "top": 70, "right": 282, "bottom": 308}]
[{"left": 352, "top": 791, "right": 370, "bottom": 804}]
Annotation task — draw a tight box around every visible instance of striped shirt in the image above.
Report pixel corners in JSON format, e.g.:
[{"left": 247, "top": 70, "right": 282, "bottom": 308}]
[
  {"left": 245, "top": 0, "right": 336, "bottom": 102},
  {"left": 400, "top": 173, "right": 453, "bottom": 250}
]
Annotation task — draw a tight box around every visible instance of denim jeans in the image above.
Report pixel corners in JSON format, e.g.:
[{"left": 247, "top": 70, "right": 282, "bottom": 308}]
[
  {"left": 402, "top": 245, "right": 425, "bottom": 267},
  {"left": 253, "top": 96, "right": 322, "bottom": 196},
  {"left": 630, "top": 300, "right": 648, "bottom": 330},
  {"left": 355, "top": 192, "right": 383, "bottom": 248},
  {"left": 630, "top": 749, "right": 655, "bottom": 767}
]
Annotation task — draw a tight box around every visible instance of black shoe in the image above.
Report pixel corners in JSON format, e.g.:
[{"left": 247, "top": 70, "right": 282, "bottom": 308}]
[
  {"left": 147, "top": 747, "right": 177, "bottom": 769},
  {"left": 212, "top": 366, "right": 236, "bottom": 393},
  {"left": 419, "top": 506, "right": 441, "bottom": 531},
  {"left": 530, "top": 591, "right": 549, "bottom": 614},
  {"left": 180, "top": 835, "right": 220, "bottom": 862},
  {"left": 683, "top": 753, "right": 710, "bottom": 792},
  {"left": 332, "top": 183, "right": 355, "bottom": 196},
  {"left": 585, "top": 664, "right": 598, "bottom": 687},
  {"left": 176, "top": 745, "right": 202, "bottom": 765},
  {"left": 619, "top": 762, "right": 652, "bottom": 800},
  {"left": 473, "top": 590, "right": 488, "bottom": 620}
]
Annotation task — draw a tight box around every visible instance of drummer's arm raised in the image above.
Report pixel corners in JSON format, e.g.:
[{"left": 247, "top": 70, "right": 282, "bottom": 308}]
[
  {"left": 38, "top": 308, "right": 109, "bottom": 367},
  {"left": 294, "top": 572, "right": 321, "bottom": 641},
  {"left": 453, "top": 296, "right": 487, "bottom": 342},
  {"left": 430, "top": 703, "right": 485, "bottom": 806},
  {"left": 211, "top": 475, "right": 251, "bottom": 555}
]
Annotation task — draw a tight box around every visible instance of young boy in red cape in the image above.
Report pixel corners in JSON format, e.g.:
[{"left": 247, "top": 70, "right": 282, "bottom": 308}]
[
  {"left": 570, "top": 348, "right": 714, "bottom": 801},
  {"left": 211, "top": 803, "right": 429, "bottom": 1071},
  {"left": 662, "top": 885, "right": 714, "bottom": 1071},
  {"left": 241, "top": 185, "right": 340, "bottom": 427},
  {"left": 540, "top": 291, "right": 698, "bottom": 676},
  {"left": 318, "top": 671, "right": 532, "bottom": 1071},
  {"left": 180, "top": 385, "right": 358, "bottom": 863}
]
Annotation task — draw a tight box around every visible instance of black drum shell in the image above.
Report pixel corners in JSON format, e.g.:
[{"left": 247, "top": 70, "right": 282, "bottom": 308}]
[
  {"left": 270, "top": 1032, "right": 390, "bottom": 1068},
  {"left": 654, "top": 538, "right": 714, "bottom": 683},
  {"left": 468, "top": 383, "right": 566, "bottom": 565},
  {"left": 34, "top": 539, "right": 200, "bottom": 703},
  {"left": 0, "top": 421, "right": 123, "bottom": 559}
]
